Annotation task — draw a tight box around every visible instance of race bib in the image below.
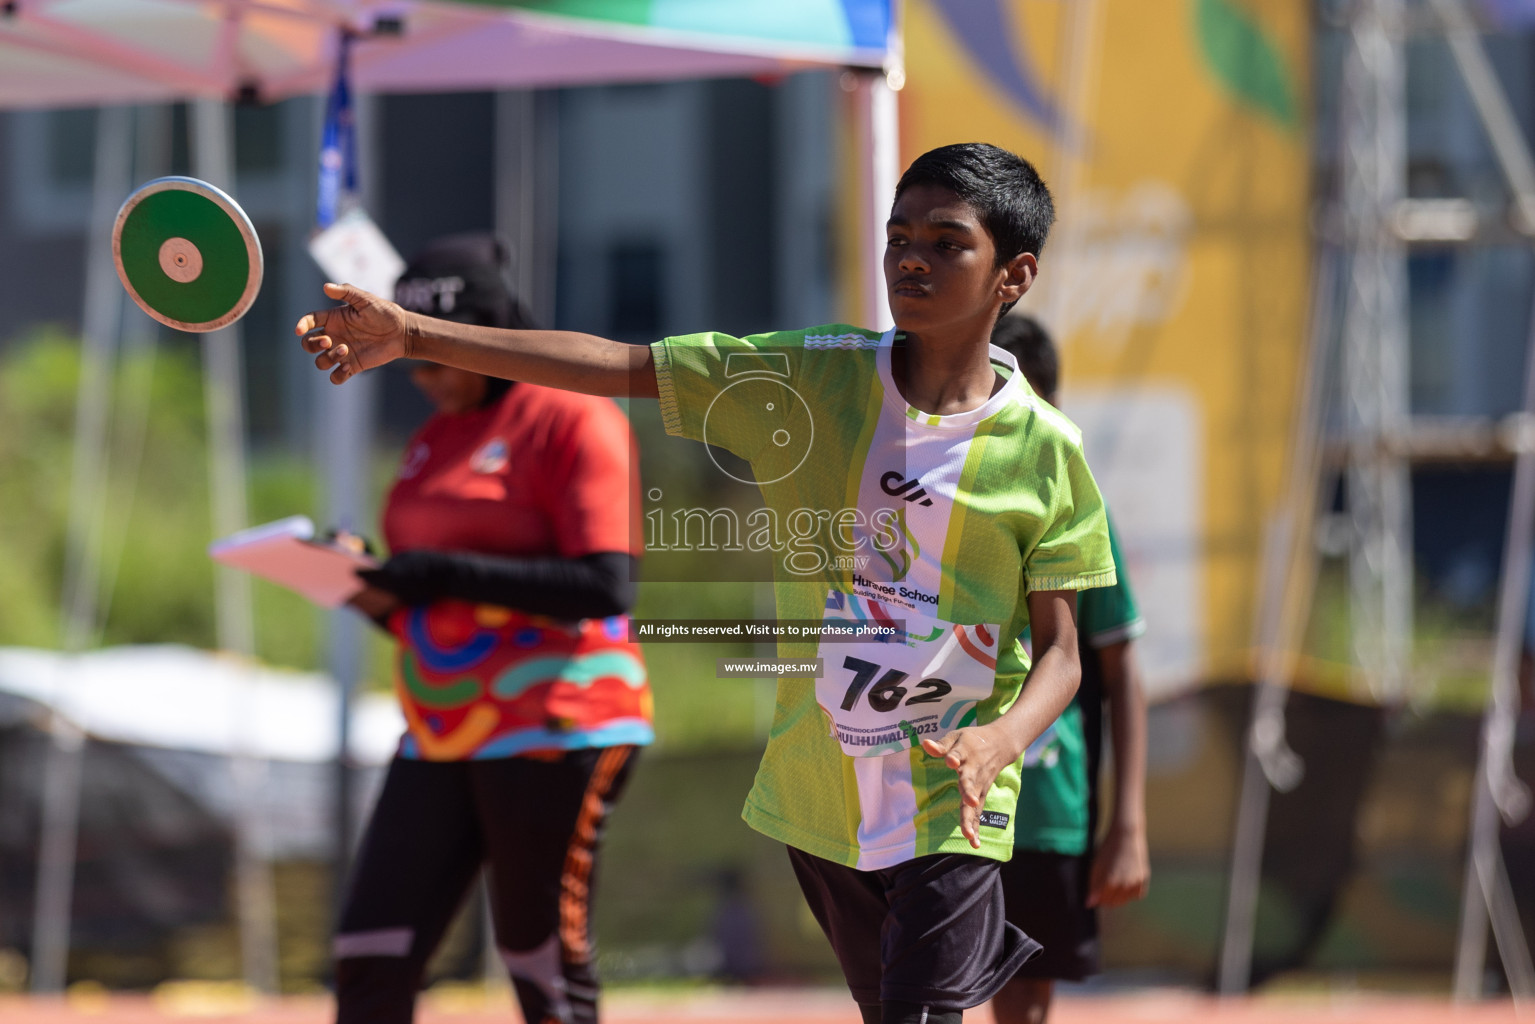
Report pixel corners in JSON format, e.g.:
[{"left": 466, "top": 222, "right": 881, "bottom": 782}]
[{"left": 815, "top": 592, "right": 1001, "bottom": 757}]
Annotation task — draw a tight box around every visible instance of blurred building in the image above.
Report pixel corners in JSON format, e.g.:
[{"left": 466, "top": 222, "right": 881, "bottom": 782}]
[{"left": 0, "top": 73, "right": 840, "bottom": 448}]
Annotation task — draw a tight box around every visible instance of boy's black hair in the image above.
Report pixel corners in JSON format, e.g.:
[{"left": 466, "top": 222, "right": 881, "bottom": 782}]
[
  {"left": 991, "top": 313, "right": 1058, "bottom": 400},
  {"left": 894, "top": 143, "right": 1055, "bottom": 267}
]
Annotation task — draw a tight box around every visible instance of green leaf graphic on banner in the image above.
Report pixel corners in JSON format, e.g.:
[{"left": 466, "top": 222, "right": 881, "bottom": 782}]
[
  {"left": 487, "top": 0, "right": 652, "bottom": 21},
  {"left": 1194, "top": 0, "right": 1298, "bottom": 130}
]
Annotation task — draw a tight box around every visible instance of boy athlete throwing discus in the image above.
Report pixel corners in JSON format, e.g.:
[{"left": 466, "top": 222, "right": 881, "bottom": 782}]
[
  {"left": 989, "top": 316, "right": 1150, "bottom": 1024},
  {"left": 298, "top": 143, "right": 1115, "bottom": 1024}
]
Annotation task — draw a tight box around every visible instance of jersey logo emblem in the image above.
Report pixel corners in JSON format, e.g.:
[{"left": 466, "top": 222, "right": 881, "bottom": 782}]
[
  {"left": 471, "top": 438, "right": 509, "bottom": 474},
  {"left": 979, "top": 810, "right": 1010, "bottom": 829},
  {"left": 400, "top": 443, "right": 429, "bottom": 480},
  {"left": 880, "top": 471, "right": 934, "bottom": 507}
]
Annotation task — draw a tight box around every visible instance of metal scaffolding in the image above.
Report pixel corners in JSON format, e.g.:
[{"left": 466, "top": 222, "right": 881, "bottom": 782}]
[
  {"left": 1220, "top": 0, "right": 1534, "bottom": 997},
  {"left": 1340, "top": 0, "right": 1413, "bottom": 710}
]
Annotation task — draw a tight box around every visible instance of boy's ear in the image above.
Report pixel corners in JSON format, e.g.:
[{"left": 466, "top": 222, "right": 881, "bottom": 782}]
[{"left": 999, "top": 252, "right": 1038, "bottom": 305}]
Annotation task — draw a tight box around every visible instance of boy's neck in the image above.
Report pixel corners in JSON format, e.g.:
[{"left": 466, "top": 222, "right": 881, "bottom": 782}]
[{"left": 890, "top": 328, "right": 1004, "bottom": 417}]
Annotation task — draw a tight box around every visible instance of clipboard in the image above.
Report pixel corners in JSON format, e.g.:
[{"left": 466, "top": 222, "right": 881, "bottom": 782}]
[{"left": 208, "top": 515, "right": 378, "bottom": 608}]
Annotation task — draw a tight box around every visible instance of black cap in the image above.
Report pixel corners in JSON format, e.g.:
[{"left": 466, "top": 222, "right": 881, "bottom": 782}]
[{"left": 393, "top": 233, "right": 534, "bottom": 330}]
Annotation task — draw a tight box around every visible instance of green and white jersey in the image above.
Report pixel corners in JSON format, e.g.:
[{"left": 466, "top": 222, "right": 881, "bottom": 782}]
[
  {"left": 652, "top": 324, "right": 1114, "bottom": 869},
  {"left": 1014, "top": 513, "right": 1145, "bottom": 855}
]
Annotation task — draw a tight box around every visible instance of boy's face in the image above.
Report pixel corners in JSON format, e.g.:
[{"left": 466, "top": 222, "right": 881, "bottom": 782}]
[{"left": 884, "top": 184, "right": 1036, "bottom": 338}]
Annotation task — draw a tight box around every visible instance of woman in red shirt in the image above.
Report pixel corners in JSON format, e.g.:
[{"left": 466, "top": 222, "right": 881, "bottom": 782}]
[{"left": 334, "top": 234, "right": 649, "bottom": 1024}]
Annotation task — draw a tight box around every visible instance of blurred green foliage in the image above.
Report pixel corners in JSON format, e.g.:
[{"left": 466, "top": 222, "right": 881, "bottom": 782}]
[
  {"left": 0, "top": 332, "right": 770, "bottom": 749},
  {"left": 1298, "top": 560, "right": 1499, "bottom": 713},
  {"left": 0, "top": 330, "right": 375, "bottom": 674}
]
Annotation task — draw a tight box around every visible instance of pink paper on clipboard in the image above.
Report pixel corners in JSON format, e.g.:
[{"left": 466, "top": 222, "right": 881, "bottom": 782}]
[{"left": 209, "top": 515, "right": 377, "bottom": 608}]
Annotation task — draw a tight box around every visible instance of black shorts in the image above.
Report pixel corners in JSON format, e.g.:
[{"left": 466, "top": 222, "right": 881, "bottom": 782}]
[
  {"left": 997, "top": 849, "right": 1100, "bottom": 981},
  {"left": 788, "top": 846, "right": 1042, "bottom": 1010}
]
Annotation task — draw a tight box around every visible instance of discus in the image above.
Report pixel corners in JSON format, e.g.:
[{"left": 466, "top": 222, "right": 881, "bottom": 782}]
[{"left": 112, "top": 176, "right": 263, "bottom": 332}]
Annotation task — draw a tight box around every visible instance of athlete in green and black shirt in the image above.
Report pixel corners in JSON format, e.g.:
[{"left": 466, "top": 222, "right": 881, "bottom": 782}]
[
  {"left": 297, "top": 143, "right": 1115, "bottom": 1024},
  {"left": 989, "top": 314, "right": 1150, "bottom": 1024}
]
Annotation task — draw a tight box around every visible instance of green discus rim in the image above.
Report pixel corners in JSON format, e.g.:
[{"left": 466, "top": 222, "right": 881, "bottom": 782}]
[{"left": 112, "top": 176, "right": 263, "bottom": 333}]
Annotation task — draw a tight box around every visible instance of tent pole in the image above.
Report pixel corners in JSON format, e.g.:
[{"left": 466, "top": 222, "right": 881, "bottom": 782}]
[
  {"left": 88, "top": 105, "right": 171, "bottom": 630},
  {"left": 322, "top": 358, "right": 372, "bottom": 885},
  {"left": 30, "top": 103, "right": 133, "bottom": 996},
  {"left": 323, "top": 87, "right": 378, "bottom": 895},
  {"left": 1039, "top": 0, "right": 1101, "bottom": 334},
  {"left": 487, "top": 87, "right": 549, "bottom": 988},
  {"left": 495, "top": 90, "right": 538, "bottom": 318},
  {"left": 190, "top": 97, "right": 279, "bottom": 997},
  {"left": 494, "top": 88, "right": 562, "bottom": 325},
  {"left": 851, "top": 70, "right": 897, "bottom": 332}
]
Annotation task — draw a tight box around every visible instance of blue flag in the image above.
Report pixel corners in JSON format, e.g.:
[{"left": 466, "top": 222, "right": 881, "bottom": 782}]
[{"left": 316, "top": 33, "right": 357, "bottom": 230}]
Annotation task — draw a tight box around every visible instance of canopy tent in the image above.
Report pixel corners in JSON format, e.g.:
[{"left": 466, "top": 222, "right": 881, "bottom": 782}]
[
  {"left": 0, "top": 646, "right": 406, "bottom": 966},
  {"left": 0, "top": 646, "right": 404, "bottom": 764},
  {"left": 2, "top": 0, "right": 902, "bottom": 995},
  {"left": 0, "top": 0, "right": 895, "bottom": 106}
]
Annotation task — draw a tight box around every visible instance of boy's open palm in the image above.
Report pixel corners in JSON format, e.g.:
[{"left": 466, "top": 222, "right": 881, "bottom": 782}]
[
  {"left": 297, "top": 282, "right": 411, "bottom": 384},
  {"left": 922, "top": 724, "right": 1011, "bottom": 849}
]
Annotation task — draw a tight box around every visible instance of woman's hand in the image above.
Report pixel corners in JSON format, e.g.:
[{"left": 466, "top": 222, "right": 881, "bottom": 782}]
[
  {"left": 348, "top": 584, "right": 402, "bottom": 621},
  {"left": 297, "top": 282, "right": 415, "bottom": 384},
  {"left": 325, "top": 528, "right": 374, "bottom": 557}
]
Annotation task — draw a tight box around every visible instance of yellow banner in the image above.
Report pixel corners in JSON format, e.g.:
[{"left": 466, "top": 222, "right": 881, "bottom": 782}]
[{"left": 895, "top": 0, "right": 1311, "bottom": 698}]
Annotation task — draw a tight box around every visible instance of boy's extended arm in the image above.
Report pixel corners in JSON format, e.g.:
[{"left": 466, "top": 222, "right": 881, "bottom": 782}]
[
  {"left": 1088, "top": 639, "right": 1151, "bottom": 907},
  {"left": 922, "top": 589, "right": 1080, "bottom": 848},
  {"left": 296, "top": 282, "right": 660, "bottom": 398}
]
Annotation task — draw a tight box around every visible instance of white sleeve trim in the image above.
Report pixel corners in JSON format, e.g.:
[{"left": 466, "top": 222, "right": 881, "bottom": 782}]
[
  {"left": 1026, "top": 566, "right": 1117, "bottom": 592},
  {"left": 1086, "top": 618, "right": 1147, "bottom": 649},
  {"left": 650, "top": 340, "right": 683, "bottom": 437}
]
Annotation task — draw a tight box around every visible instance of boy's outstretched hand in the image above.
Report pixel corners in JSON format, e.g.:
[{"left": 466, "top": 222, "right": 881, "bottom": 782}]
[
  {"left": 922, "top": 723, "right": 1017, "bottom": 849},
  {"left": 296, "top": 282, "right": 413, "bottom": 384}
]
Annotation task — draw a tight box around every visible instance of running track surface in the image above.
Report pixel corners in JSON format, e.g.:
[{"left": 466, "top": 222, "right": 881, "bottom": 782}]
[{"left": 0, "top": 989, "right": 1523, "bottom": 1023}]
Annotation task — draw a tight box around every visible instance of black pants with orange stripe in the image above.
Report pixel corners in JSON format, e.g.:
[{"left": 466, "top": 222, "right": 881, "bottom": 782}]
[{"left": 333, "top": 746, "right": 639, "bottom": 1024}]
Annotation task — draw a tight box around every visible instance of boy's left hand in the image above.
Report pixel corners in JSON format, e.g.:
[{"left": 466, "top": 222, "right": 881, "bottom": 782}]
[
  {"left": 1087, "top": 823, "right": 1150, "bottom": 907},
  {"left": 922, "top": 723, "right": 1017, "bottom": 849}
]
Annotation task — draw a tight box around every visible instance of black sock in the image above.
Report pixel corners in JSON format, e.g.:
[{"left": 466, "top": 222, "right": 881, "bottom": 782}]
[{"left": 881, "top": 1001, "right": 962, "bottom": 1024}]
